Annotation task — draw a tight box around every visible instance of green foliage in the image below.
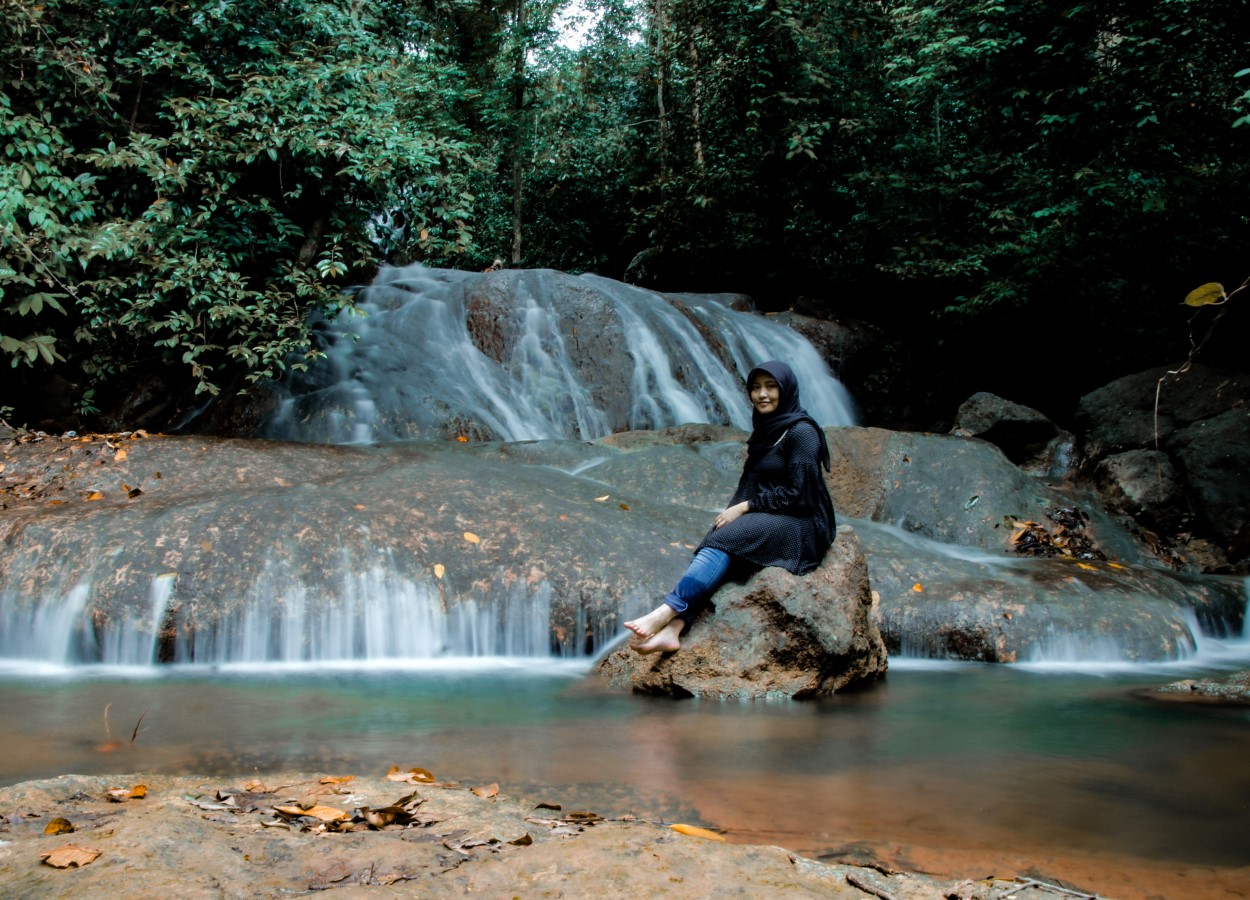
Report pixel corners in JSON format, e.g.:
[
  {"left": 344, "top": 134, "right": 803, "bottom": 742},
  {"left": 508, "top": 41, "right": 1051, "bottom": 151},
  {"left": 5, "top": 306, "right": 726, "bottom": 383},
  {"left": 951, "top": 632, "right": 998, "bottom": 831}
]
[{"left": 2, "top": 0, "right": 477, "bottom": 410}]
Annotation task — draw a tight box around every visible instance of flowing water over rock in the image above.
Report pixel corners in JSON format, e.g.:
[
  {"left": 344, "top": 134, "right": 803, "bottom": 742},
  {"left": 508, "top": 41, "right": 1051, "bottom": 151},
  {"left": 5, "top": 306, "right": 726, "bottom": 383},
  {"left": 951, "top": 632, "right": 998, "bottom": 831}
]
[{"left": 260, "top": 266, "right": 856, "bottom": 444}]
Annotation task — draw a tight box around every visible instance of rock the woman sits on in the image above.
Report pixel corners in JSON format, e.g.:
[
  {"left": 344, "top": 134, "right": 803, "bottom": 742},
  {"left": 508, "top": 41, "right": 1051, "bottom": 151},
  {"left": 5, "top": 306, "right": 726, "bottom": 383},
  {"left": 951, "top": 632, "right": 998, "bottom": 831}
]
[{"left": 624, "top": 361, "right": 837, "bottom": 653}]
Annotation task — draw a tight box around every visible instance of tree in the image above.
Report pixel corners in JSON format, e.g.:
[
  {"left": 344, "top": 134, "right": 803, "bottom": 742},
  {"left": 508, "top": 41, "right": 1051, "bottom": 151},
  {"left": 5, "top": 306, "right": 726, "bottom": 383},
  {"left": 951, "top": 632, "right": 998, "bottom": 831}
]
[{"left": 2, "top": 0, "right": 478, "bottom": 421}]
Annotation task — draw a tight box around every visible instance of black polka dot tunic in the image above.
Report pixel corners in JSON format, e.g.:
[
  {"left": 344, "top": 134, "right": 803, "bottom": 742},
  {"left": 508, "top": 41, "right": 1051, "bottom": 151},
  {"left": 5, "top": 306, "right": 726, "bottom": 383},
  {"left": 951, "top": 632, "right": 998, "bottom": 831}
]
[{"left": 697, "top": 420, "right": 837, "bottom": 574}]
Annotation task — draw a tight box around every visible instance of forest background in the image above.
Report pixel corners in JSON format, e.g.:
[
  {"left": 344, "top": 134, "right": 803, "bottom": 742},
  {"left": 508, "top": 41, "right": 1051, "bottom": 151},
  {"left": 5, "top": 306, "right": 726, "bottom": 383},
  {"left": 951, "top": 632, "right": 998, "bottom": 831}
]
[{"left": 3, "top": 0, "right": 1248, "bottom": 432}]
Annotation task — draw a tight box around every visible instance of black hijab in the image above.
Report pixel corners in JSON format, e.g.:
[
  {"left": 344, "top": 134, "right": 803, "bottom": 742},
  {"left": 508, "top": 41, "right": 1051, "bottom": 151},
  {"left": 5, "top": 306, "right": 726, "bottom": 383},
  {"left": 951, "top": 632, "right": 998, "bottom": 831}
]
[{"left": 744, "top": 360, "right": 831, "bottom": 471}]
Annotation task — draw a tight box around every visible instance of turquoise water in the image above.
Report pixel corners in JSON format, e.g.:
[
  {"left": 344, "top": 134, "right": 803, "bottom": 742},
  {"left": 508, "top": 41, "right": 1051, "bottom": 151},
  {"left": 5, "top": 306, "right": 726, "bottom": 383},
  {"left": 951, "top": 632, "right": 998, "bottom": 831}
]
[{"left": 3, "top": 648, "right": 1249, "bottom": 876}]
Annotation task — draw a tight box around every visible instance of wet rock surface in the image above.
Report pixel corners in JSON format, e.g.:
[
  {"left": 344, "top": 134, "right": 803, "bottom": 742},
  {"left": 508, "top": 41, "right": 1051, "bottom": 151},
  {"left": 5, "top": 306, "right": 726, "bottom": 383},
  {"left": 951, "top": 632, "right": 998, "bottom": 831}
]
[
  {"left": 2, "top": 424, "right": 1241, "bottom": 666},
  {"left": 594, "top": 526, "right": 887, "bottom": 698},
  {"left": 0, "top": 771, "right": 994, "bottom": 899},
  {"left": 1147, "top": 669, "right": 1250, "bottom": 706}
]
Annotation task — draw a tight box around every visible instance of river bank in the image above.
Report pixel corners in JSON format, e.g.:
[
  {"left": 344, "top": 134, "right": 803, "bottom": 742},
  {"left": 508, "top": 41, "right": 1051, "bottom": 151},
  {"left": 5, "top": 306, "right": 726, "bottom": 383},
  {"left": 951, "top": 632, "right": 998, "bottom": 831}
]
[{"left": 0, "top": 769, "right": 1139, "bottom": 899}]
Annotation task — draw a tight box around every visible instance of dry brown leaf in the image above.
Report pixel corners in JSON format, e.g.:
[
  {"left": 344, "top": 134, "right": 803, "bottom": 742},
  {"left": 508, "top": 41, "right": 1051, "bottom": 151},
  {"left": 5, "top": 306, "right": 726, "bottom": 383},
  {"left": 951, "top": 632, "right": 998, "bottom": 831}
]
[
  {"left": 619, "top": 503, "right": 630, "bottom": 511},
  {"left": 44, "top": 818, "right": 75, "bottom": 835},
  {"left": 386, "top": 765, "right": 436, "bottom": 784},
  {"left": 39, "top": 846, "right": 101, "bottom": 868},
  {"left": 113, "top": 448, "right": 127, "bottom": 462},
  {"left": 463, "top": 532, "right": 480, "bottom": 544},
  {"left": 106, "top": 785, "right": 146, "bottom": 802},
  {"left": 433, "top": 564, "right": 446, "bottom": 579},
  {"left": 320, "top": 775, "right": 355, "bottom": 785},
  {"left": 471, "top": 783, "right": 499, "bottom": 799},
  {"left": 85, "top": 491, "right": 105, "bottom": 501},
  {"left": 274, "top": 804, "right": 348, "bottom": 823},
  {"left": 669, "top": 823, "right": 726, "bottom": 841}
]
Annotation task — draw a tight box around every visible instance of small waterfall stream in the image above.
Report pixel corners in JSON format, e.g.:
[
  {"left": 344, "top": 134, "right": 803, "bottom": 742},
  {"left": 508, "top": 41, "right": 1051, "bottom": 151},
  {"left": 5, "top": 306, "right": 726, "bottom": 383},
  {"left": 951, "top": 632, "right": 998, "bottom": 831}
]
[{"left": 261, "top": 266, "right": 856, "bottom": 444}]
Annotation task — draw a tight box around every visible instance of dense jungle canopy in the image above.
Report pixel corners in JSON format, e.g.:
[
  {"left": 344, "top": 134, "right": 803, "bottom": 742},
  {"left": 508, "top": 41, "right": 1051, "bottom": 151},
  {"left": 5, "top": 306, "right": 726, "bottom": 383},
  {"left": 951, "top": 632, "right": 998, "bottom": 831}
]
[{"left": 3, "top": 0, "right": 1248, "bottom": 430}]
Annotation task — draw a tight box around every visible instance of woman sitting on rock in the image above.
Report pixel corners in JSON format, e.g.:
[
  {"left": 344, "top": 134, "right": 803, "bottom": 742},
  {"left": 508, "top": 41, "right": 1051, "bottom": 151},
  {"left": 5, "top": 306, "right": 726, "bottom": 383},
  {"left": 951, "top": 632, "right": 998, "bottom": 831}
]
[{"left": 625, "top": 360, "right": 837, "bottom": 653}]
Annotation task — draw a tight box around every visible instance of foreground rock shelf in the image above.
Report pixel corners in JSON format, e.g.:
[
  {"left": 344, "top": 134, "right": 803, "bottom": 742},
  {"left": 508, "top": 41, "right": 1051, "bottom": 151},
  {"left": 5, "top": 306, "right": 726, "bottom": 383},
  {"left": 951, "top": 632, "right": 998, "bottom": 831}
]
[{"left": 0, "top": 771, "right": 1092, "bottom": 899}]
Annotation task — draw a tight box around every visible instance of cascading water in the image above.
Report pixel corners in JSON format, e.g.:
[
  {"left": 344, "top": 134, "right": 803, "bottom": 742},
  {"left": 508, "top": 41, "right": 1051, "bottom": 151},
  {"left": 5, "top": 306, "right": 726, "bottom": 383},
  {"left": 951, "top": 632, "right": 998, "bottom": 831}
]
[{"left": 260, "top": 265, "right": 856, "bottom": 444}]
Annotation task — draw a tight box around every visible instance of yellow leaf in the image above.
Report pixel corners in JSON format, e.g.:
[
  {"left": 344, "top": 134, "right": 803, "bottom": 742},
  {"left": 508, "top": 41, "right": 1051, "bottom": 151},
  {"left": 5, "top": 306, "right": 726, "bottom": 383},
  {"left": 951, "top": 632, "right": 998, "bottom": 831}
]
[
  {"left": 85, "top": 491, "right": 105, "bottom": 501},
  {"left": 44, "top": 818, "right": 75, "bottom": 835},
  {"left": 912, "top": 583, "right": 924, "bottom": 593},
  {"left": 1076, "top": 562, "right": 1098, "bottom": 571},
  {"left": 456, "top": 435, "right": 469, "bottom": 442},
  {"left": 463, "top": 532, "right": 480, "bottom": 544},
  {"left": 433, "top": 564, "right": 445, "bottom": 579},
  {"left": 669, "top": 823, "right": 725, "bottom": 841},
  {"left": 39, "top": 845, "right": 101, "bottom": 868},
  {"left": 129, "top": 784, "right": 148, "bottom": 799},
  {"left": 320, "top": 775, "right": 355, "bottom": 785},
  {"left": 1182, "top": 282, "right": 1226, "bottom": 307}
]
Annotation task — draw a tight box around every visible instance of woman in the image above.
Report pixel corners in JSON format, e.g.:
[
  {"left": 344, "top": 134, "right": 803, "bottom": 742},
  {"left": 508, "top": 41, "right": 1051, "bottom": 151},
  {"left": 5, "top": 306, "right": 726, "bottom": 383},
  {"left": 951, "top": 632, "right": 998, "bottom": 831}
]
[{"left": 624, "top": 360, "right": 836, "bottom": 653}]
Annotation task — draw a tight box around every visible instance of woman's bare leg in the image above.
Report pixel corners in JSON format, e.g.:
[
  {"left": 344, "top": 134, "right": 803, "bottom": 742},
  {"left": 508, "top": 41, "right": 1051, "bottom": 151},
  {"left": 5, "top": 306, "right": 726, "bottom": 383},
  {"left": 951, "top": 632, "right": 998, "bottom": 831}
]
[
  {"left": 630, "top": 617, "right": 685, "bottom": 654},
  {"left": 624, "top": 602, "right": 677, "bottom": 641}
]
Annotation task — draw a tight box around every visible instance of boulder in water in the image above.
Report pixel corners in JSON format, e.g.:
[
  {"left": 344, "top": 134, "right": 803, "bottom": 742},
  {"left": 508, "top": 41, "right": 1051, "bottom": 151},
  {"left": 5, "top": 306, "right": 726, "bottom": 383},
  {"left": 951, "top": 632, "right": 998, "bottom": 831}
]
[{"left": 594, "top": 526, "right": 886, "bottom": 699}]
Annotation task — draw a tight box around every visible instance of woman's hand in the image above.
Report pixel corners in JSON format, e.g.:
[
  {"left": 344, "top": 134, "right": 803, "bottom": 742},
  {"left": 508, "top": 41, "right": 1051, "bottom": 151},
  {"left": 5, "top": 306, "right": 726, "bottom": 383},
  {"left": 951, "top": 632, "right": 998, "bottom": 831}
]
[{"left": 713, "top": 501, "right": 750, "bottom": 530}]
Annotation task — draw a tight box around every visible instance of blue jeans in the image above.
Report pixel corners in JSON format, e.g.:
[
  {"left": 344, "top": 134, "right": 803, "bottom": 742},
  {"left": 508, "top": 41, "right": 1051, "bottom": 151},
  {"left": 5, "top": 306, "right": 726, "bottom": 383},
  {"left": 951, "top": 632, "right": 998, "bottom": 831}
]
[{"left": 662, "top": 548, "right": 731, "bottom": 622}]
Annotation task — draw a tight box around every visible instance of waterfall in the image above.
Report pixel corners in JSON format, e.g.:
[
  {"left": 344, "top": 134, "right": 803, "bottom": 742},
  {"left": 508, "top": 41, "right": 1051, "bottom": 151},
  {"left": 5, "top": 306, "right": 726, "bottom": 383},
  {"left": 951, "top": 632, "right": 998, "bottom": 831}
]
[{"left": 261, "top": 266, "right": 856, "bottom": 444}]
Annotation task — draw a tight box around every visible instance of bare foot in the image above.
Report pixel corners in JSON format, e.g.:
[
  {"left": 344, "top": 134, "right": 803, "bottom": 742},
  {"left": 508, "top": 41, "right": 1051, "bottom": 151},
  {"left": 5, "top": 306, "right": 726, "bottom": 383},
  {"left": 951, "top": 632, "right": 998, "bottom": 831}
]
[
  {"left": 631, "top": 618, "right": 685, "bottom": 654},
  {"left": 624, "top": 603, "right": 677, "bottom": 641}
]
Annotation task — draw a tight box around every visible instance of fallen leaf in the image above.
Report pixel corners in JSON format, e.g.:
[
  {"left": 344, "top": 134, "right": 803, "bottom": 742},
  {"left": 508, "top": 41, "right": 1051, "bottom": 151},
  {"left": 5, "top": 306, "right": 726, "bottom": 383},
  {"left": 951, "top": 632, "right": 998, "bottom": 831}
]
[
  {"left": 508, "top": 833, "right": 533, "bottom": 845},
  {"left": 1076, "top": 562, "right": 1098, "bottom": 571},
  {"left": 107, "top": 785, "right": 147, "bottom": 802},
  {"left": 353, "top": 503, "right": 367, "bottom": 510},
  {"left": 433, "top": 564, "right": 445, "bottom": 579},
  {"left": 39, "top": 846, "right": 101, "bottom": 868},
  {"left": 456, "top": 435, "right": 468, "bottom": 442},
  {"left": 534, "top": 802, "right": 562, "bottom": 811},
  {"left": 113, "top": 448, "right": 127, "bottom": 462},
  {"left": 669, "top": 823, "right": 725, "bottom": 841},
  {"left": 273, "top": 477, "right": 291, "bottom": 487},
  {"left": 85, "top": 491, "right": 105, "bottom": 501},
  {"left": 1183, "top": 282, "right": 1226, "bottom": 307},
  {"left": 912, "top": 583, "right": 924, "bottom": 593},
  {"left": 274, "top": 804, "right": 348, "bottom": 823},
  {"left": 320, "top": 775, "right": 355, "bottom": 785},
  {"left": 463, "top": 532, "right": 480, "bottom": 544},
  {"left": 619, "top": 503, "right": 630, "bottom": 511},
  {"left": 386, "top": 765, "right": 436, "bottom": 784},
  {"left": 594, "top": 495, "right": 609, "bottom": 502},
  {"left": 471, "top": 783, "right": 499, "bottom": 799},
  {"left": 44, "top": 818, "right": 75, "bottom": 835}
]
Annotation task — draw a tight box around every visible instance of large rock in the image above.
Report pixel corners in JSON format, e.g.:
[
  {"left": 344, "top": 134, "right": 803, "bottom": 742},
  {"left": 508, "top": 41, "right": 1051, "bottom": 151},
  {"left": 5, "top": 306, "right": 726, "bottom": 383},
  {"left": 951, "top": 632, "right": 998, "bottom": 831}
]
[
  {"left": 1076, "top": 364, "right": 1250, "bottom": 561},
  {"left": 864, "top": 522, "right": 1242, "bottom": 662},
  {"left": 823, "top": 427, "right": 1145, "bottom": 561},
  {"left": 1075, "top": 363, "right": 1250, "bottom": 460},
  {"left": 593, "top": 526, "right": 886, "bottom": 699},
  {"left": 950, "top": 391, "right": 1077, "bottom": 478},
  {"left": 1093, "top": 449, "right": 1184, "bottom": 533},
  {"left": 1166, "top": 406, "right": 1250, "bottom": 558}
]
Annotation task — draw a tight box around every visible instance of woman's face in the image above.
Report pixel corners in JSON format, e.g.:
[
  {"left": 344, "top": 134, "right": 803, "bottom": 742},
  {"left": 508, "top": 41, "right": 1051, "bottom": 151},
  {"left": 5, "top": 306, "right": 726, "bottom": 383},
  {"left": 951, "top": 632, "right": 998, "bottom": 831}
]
[{"left": 749, "top": 374, "right": 782, "bottom": 415}]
